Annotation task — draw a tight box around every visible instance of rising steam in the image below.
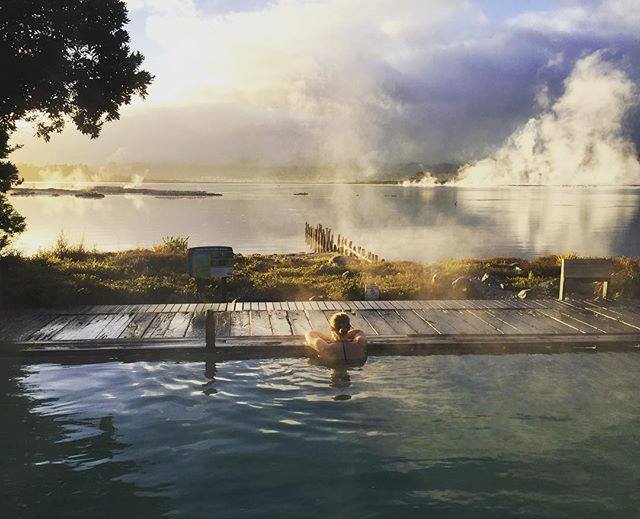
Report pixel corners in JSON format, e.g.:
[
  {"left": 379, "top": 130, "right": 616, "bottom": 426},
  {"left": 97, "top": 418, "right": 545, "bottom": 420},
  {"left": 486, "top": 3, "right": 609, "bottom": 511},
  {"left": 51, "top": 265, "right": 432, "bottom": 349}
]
[{"left": 409, "top": 52, "right": 640, "bottom": 186}]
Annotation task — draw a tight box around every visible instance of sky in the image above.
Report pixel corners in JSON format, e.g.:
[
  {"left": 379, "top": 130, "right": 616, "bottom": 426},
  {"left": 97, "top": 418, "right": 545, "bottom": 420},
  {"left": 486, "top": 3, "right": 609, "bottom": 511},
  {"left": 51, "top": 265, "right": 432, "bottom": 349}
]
[{"left": 10, "top": 0, "right": 640, "bottom": 173}]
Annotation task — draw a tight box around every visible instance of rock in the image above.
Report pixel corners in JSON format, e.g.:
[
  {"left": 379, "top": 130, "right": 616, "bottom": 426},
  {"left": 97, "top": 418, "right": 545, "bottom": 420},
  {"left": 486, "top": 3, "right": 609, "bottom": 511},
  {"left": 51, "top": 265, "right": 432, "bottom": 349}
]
[
  {"left": 451, "top": 276, "right": 492, "bottom": 298},
  {"left": 451, "top": 277, "right": 469, "bottom": 291},
  {"left": 514, "top": 266, "right": 523, "bottom": 273},
  {"left": 517, "top": 289, "right": 531, "bottom": 299},
  {"left": 328, "top": 255, "right": 348, "bottom": 267}
]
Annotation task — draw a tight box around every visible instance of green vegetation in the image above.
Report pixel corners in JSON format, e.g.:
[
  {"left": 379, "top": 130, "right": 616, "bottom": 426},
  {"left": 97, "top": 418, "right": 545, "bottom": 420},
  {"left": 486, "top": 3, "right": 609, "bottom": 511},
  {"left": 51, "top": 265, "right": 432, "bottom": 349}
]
[{"left": 1, "top": 235, "right": 639, "bottom": 308}]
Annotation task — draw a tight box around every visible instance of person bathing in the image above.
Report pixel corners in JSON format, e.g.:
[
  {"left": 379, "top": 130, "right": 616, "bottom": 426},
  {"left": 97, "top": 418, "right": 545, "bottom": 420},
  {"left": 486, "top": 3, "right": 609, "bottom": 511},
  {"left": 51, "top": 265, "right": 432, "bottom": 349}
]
[{"left": 305, "top": 312, "right": 367, "bottom": 363}]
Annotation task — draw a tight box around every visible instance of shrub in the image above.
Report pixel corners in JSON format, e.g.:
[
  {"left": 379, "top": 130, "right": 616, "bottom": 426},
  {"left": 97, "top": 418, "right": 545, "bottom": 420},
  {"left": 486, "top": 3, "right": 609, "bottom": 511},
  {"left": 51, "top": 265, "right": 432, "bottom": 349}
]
[{"left": 153, "top": 235, "right": 189, "bottom": 253}]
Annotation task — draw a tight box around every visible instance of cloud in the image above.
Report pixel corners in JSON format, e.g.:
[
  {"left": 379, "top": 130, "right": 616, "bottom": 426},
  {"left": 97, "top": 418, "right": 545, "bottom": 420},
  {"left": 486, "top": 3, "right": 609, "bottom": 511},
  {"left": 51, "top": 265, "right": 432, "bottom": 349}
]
[{"left": 11, "top": 0, "right": 640, "bottom": 178}]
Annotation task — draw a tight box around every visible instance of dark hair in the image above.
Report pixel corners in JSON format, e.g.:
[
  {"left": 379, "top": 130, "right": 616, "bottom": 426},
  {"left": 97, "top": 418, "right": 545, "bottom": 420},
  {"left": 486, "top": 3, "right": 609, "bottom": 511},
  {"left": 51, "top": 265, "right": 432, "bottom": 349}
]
[{"left": 329, "top": 312, "right": 351, "bottom": 338}]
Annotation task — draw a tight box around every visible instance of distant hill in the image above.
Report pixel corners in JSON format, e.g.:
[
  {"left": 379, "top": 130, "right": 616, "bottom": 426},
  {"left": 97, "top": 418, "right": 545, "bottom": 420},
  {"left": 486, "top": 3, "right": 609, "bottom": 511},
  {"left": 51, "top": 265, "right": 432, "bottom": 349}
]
[{"left": 16, "top": 161, "right": 462, "bottom": 184}]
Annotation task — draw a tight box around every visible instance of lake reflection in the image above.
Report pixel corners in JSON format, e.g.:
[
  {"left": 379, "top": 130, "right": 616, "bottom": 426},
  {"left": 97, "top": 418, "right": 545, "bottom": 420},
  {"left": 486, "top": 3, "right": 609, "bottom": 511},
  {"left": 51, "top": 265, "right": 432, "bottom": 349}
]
[{"left": 10, "top": 183, "right": 640, "bottom": 261}]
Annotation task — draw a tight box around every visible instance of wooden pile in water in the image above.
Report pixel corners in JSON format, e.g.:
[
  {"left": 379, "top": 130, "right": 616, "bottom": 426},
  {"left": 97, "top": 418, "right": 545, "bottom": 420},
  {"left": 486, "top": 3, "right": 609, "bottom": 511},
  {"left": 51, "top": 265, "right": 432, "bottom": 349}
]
[{"left": 304, "top": 222, "right": 382, "bottom": 263}]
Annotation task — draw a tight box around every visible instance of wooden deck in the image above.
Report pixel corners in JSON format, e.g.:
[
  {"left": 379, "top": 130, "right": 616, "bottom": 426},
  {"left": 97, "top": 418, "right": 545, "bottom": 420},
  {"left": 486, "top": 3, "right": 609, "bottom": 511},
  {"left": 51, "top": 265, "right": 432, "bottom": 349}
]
[{"left": 2, "top": 298, "right": 640, "bottom": 357}]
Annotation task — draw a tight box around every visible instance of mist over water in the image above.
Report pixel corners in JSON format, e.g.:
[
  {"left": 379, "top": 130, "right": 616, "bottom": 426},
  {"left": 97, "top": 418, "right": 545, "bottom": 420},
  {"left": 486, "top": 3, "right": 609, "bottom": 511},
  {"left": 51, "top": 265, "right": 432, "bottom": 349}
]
[{"left": 10, "top": 183, "right": 640, "bottom": 261}]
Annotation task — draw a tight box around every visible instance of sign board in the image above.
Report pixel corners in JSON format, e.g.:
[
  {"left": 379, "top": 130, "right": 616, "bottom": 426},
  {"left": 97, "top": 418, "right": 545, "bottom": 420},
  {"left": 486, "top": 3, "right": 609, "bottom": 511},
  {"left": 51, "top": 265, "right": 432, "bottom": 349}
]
[{"left": 188, "top": 246, "right": 234, "bottom": 279}]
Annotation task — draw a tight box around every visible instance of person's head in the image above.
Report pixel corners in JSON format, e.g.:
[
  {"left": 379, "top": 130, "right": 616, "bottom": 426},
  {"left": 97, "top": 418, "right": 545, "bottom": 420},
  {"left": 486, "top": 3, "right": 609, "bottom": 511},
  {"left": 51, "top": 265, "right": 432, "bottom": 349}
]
[{"left": 329, "top": 312, "right": 351, "bottom": 339}]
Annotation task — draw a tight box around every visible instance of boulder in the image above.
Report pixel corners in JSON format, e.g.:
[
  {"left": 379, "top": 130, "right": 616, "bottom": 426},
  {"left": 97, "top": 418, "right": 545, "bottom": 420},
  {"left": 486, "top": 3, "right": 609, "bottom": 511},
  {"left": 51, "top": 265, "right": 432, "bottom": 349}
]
[{"left": 328, "top": 255, "right": 348, "bottom": 267}]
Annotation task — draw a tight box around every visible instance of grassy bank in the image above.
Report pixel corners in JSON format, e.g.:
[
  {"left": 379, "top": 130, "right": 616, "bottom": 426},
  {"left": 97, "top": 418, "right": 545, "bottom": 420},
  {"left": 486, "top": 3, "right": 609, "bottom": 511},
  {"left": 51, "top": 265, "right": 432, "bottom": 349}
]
[{"left": 1, "top": 236, "right": 639, "bottom": 308}]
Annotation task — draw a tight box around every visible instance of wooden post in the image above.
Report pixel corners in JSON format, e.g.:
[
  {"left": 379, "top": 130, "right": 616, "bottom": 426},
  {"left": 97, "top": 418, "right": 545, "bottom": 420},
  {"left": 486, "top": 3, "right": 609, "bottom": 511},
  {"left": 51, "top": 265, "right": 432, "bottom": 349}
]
[
  {"left": 206, "top": 310, "right": 216, "bottom": 351},
  {"left": 602, "top": 280, "right": 608, "bottom": 300},
  {"left": 558, "top": 259, "right": 566, "bottom": 300}
]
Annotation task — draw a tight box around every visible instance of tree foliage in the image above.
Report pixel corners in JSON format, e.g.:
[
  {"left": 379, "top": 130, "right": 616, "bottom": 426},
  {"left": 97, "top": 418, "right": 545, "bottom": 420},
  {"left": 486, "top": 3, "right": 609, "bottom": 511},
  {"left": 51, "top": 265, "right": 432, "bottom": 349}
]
[{"left": 0, "top": 0, "right": 152, "bottom": 251}]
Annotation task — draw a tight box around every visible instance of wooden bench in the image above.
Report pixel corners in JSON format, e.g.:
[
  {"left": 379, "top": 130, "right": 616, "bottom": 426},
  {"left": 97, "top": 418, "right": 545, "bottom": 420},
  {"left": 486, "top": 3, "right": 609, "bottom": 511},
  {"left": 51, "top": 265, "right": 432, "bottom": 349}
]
[{"left": 559, "top": 258, "right": 613, "bottom": 300}]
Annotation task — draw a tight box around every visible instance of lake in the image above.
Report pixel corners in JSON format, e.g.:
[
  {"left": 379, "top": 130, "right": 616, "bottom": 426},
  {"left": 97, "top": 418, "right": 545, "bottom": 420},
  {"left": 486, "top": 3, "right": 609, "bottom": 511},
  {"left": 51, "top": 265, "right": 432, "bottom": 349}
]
[
  {"left": 3, "top": 354, "right": 639, "bottom": 518},
  {"left": 10, "top": 183, "right": 640, "bottom": 261}
]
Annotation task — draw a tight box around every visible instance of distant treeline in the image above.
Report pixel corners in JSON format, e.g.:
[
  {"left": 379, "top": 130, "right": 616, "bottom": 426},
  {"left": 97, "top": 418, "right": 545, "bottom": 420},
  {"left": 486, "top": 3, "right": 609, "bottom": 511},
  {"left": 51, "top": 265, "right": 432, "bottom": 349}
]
[{"left": 16, "top": 161, "right": 462, "bottom": 184}]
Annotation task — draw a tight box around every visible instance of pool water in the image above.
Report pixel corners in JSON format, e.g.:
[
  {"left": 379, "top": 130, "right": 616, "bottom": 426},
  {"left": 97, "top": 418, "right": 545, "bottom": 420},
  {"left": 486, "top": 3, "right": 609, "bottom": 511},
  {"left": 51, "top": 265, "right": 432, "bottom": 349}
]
[{"left": 2, "top": 354, "right": 640, "bottom": 518}]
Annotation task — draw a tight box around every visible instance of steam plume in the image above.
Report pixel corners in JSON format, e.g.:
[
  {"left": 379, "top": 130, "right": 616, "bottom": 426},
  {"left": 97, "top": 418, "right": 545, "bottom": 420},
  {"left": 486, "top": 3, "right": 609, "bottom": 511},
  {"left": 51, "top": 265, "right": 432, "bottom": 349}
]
[{"left": 456, "top": 52, "right": 640, "bottom": 186}]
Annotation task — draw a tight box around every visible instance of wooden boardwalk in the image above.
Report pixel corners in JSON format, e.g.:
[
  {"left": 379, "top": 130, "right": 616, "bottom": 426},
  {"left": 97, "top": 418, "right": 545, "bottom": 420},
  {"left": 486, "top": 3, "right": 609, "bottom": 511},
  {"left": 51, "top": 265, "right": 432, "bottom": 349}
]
[{"left": 2, "top": 298, "right": 640, "bottom": 356}]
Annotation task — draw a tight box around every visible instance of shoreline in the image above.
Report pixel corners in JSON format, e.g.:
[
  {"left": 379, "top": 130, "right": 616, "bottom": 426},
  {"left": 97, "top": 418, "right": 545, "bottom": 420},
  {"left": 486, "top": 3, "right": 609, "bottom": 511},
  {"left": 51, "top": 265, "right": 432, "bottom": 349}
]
[{"left": 2, "top": 241, "right": 638, "bottom": 309}]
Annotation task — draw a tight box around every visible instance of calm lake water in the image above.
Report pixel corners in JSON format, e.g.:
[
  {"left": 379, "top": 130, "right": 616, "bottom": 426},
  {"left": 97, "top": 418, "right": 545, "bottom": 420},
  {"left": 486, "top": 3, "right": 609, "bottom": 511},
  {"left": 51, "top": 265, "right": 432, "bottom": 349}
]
[
  {"left": 9, "top": 183, "right": 640, "bottom": 261},
  {"left": 2, "top": 354, "right": 640, "bottom": 518}
]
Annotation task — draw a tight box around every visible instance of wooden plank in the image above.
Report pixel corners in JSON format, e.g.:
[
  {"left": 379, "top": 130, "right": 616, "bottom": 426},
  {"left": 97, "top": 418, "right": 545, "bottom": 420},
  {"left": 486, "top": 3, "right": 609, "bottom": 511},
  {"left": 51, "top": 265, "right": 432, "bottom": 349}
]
[
  {"left": 230, "top": 311, "right": 252, "bottom": 336},
  {"left": 117, "top": 313, "right": 156, "bottom": 339},
  {"left": 185, "top": 312, "right": 205, "bottom": 338},
  {"left": 343, "top": 310, "right": 377, "bottom": 334},
  {"left": 266, "top": 302, "right": 274, "bottom": 310},
  {"left": 534, "top": 307, "right": 604, "bottom": 334},
  {"left": 214, "top": 311, "right": 231, "bottom": 338},
  {"left": 287, "top": 310, "right": 312, "bottom": 336},
  {"left": 250, "top": 310, "right": 273, "bottom": 336},
  {"left": 269, "top": 310, "right": 293, "bottom": 335},
  {"left": 54, "top": 314, "right": 116, "bottom": 341},
  {"left": 396, "top": 310, "right": 441, "bottom": 335},
  {"left": 465, "top": 309, "right": 506, "bottom": 334},
  {"left": 480, "top": 309, "right": 542, "bottom": 334},
  {"left": 97, "top": 314, "right": 135, "bottom": 339},
  {"left": 470, "top": 309, "right": 519, "bottom": 333},
  {"left": 163, "top": 312, "right": 193, "bottom": 338},
  {"left": 359, "top": 310, "right": 397, "bottom": 335},
  {"left": 143, "top": 313, "right": 177, "bottom": 338},
  {"left": 578, "top": 300, "right": 640, "bottom": 330},
  {"left": 2, "top": 312, "right": 55, "bottom": 341},
  {"left": 415, "top": 309, "right": 489, "bottom": 335},
  {"left": 508, "top": 310, "right": 573, "bottom": 334},
  {"left": 306, "top": 310, "right": 330, "bottom": 332},
  {"left": 25, "top": 315, "right": 75, "bottom": 341},
  {"left": 562, "top": 301, "right": 640, "bottom": 332},
  {"left": 376, "top": 310, "right": 418, "bottom": 335}
]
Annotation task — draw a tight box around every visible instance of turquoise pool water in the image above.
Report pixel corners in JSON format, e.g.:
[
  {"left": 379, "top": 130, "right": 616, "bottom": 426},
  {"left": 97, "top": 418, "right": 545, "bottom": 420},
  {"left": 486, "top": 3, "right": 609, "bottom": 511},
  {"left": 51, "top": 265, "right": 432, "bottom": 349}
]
[{"left": 2, "top": 354, "right": 640, "bottom": 518}]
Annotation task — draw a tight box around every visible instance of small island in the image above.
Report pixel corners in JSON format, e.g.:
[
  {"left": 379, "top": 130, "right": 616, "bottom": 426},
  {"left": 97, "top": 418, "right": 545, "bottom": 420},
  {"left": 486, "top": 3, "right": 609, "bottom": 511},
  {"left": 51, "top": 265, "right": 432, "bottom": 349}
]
[{"left": 10, "top": 186, "right": 224, "bottom": 199}]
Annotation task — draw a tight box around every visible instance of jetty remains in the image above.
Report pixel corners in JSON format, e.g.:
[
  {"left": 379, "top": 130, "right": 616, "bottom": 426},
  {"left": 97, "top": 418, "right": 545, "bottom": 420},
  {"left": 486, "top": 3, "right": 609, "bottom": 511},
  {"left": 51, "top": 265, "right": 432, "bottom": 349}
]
[{"left": 304, "top": 223, "right": 381, "bottom": 263}]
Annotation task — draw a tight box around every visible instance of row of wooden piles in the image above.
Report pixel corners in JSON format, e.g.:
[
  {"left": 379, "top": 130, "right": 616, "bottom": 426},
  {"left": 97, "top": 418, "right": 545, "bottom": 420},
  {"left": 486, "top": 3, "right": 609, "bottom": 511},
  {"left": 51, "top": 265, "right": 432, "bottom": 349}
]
[{"left": 304, "top": 222, "right": 381, "bottom": 263}]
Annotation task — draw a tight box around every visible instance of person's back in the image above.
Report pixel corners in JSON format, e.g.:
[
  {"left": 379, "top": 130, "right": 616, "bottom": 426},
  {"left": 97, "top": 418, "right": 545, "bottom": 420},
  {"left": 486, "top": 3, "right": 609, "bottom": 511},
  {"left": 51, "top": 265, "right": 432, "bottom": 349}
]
[{"left": 304, "top": 312, "right": 367, "bottom": 363}]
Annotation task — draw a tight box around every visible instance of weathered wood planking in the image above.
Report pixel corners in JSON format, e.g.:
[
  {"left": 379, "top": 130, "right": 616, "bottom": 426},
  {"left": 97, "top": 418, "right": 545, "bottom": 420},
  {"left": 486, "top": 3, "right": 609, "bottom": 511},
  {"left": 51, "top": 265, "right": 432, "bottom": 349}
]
[{"left": 3, "top": 299, "right": 640, "bottom": 354}]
